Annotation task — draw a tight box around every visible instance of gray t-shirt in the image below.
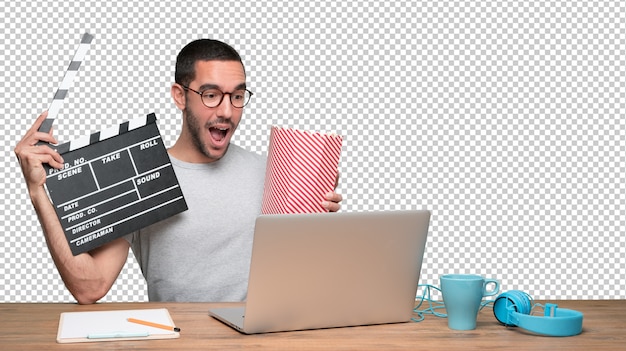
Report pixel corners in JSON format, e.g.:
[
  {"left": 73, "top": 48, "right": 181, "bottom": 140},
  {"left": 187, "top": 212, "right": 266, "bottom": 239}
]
[{"left": 126, "top": 144, "right": 267, "bottom": 302}]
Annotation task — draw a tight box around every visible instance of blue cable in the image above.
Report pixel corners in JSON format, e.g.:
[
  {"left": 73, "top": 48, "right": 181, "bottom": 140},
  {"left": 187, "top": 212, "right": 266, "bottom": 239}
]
[{"left": 412, "top": 284, "right": 447, "bottom": 322}]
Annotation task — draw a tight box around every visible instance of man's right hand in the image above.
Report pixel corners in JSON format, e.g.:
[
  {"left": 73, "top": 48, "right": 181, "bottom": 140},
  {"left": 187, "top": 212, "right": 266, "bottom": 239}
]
[{"left": 14, "top": 111, "right": 65, "bottom": 192}]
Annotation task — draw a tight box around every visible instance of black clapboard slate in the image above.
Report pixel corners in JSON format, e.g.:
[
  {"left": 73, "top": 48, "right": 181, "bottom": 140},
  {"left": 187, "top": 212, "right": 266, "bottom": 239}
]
[{"left": 44, "top": 113, "right": 188, "bottom": 255}]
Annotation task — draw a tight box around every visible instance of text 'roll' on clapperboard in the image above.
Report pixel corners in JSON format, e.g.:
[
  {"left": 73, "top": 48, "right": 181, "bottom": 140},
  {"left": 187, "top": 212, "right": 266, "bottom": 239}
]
[{"left": 40, "top": 33, "right": 187, "bottom": 255}]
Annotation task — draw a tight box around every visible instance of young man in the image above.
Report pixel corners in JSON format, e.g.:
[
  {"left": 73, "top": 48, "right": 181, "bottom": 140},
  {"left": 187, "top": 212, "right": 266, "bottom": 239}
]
[{"left": 14, "top": 39, "right": 342, "bottom": 304}]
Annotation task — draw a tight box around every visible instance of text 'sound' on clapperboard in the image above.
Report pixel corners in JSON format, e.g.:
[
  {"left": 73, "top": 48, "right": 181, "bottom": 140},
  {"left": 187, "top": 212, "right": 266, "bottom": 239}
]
[{"left": 40, "top": 33, "right": 187, "bottom": 255}]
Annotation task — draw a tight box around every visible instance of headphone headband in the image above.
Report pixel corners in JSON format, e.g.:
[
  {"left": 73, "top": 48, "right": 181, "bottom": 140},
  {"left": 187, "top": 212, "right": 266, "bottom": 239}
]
[
  {"left": 493, "top": 291, "right": 583, "bottom": 337},
  {"left": 512, "top": 307, "right": 583, "bottom": 337}
]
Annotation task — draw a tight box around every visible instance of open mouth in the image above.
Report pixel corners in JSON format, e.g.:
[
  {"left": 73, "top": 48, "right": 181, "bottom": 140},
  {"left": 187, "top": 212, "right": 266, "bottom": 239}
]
[{"left": 209, "top": 126, "right": 229, "bottom": 143}]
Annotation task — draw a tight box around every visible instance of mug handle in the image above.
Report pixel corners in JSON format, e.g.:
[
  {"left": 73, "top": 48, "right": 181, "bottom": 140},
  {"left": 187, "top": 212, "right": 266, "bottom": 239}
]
[{"left": 483, "top": 279, "right": 500, "bottom": 297}]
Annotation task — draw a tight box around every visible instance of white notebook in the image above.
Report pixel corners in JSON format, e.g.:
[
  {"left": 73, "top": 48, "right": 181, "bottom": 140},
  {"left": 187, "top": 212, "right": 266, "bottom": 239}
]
[{"left": 57, "top": 308, "right": 179, "bottom": 343}]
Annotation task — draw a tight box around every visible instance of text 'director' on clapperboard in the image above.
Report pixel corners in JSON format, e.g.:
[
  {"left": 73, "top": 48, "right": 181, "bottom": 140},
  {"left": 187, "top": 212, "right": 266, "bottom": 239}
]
[{"left": 44, "top": 113, "right": 188, "bottom": 255}]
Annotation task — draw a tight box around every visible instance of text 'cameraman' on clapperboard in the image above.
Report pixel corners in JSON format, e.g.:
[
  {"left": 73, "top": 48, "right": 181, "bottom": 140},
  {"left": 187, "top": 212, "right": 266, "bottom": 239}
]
[{"left": 39, "top": 33, "right": 188, "bottom": 255}]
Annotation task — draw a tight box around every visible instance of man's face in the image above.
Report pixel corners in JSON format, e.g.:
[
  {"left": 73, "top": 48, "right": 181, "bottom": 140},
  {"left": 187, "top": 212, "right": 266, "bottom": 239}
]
[{"left": 183, "top": 60, "right": 246, "bottom": 162}]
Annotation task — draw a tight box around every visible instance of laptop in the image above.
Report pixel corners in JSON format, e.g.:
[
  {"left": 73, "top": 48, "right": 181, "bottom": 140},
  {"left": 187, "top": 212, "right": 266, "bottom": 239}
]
[{"left": 209, "top": 210, "right": 431, "bottom": 334}]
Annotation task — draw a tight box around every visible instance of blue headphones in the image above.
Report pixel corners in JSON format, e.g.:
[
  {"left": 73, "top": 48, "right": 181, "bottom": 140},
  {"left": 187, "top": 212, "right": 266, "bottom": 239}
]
[{"left": 492, "top": 290, "right": 583, "bottom": 337}]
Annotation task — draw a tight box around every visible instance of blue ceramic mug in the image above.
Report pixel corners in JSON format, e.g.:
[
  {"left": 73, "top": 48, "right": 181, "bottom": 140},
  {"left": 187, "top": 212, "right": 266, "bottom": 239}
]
[{"left": 440, "top": 274, "right": 500, "bottom": 330}]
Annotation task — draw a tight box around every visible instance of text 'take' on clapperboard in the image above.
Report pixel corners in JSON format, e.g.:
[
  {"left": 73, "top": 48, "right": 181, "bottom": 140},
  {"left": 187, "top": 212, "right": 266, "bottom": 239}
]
[
  {"left": 39, "top": 33, "right": 187, "bottom": 255},
  {"left": 44, "top": 113, "right": 188, "bottom": 255}
]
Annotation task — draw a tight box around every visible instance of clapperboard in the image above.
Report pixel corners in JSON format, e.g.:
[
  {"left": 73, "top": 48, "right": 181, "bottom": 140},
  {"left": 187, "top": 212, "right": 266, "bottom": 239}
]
[{"left": 40, "top": 33, "right": 187, "bottom": 255}]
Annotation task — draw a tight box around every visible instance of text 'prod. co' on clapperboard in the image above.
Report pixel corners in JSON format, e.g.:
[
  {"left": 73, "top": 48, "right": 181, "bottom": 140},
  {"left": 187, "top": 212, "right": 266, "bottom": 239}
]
[{"left": 40, "top": 33, "right": 187, "bottom": 255}]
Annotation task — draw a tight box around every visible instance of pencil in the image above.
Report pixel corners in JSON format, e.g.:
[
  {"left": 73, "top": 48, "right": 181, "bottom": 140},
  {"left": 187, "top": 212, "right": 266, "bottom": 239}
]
[{"left": 127, "top": 317, "right": 181, "bottom": 332}]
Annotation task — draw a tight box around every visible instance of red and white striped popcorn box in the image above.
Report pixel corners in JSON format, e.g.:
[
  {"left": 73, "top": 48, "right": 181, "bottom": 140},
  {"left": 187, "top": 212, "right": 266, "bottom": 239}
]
[{"left": 262, "top": 126, "right": 343, "bottom": 214}]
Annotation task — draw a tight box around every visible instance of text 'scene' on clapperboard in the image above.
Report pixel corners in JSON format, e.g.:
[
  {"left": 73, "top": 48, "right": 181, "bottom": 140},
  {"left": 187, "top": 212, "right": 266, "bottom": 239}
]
[{"left": 44, "top": 113, "right": 188, "bottom": 255}]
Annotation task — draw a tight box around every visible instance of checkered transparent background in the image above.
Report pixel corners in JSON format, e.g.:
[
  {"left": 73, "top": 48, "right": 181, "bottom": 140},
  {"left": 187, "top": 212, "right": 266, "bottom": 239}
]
[{"left": 1, "top": 1, "right": 624, "bottom": 302}]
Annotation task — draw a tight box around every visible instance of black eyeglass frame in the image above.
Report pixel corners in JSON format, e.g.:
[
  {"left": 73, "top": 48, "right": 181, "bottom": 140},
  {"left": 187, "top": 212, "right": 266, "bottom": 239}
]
[{"left": 181, "top": 84, "right": 254, "bottom": 108}]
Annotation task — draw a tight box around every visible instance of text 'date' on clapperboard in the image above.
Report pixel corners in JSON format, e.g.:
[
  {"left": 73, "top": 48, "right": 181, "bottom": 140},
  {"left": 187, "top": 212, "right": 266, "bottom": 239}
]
[
  {"left": 44, "top": 114, "right": 188, "bottom": 255},
  {"left": 39, "top": 33, "right": 187, "bottom": 255}
]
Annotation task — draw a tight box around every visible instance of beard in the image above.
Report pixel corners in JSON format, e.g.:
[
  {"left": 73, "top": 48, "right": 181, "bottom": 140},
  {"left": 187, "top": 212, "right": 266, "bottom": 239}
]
[{"left": 184, "top": 106, "right": 236, "bottom": 161}]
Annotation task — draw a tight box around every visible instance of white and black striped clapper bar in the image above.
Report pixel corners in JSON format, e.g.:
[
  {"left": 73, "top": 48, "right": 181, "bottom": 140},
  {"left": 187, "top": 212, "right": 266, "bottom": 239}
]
[{"left": 38, "top": 32, "right": 94, "bottom": 137}]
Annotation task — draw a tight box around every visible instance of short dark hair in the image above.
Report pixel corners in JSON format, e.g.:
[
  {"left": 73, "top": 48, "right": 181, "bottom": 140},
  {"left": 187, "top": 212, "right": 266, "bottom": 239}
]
[{"left": 175, "top": 39, "right": 244, "bottom": 86}]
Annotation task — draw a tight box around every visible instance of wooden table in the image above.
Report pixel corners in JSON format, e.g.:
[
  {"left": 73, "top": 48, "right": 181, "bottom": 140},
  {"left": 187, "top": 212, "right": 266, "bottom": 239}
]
[{"left": 1, "top": 300, "right": 624, "bottom": 350}]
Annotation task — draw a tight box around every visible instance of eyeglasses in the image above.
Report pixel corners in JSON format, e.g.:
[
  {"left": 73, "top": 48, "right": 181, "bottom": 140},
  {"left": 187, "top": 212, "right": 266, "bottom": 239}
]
[{"left": 181, "top": 85, "right": 253, "bottom": 108}]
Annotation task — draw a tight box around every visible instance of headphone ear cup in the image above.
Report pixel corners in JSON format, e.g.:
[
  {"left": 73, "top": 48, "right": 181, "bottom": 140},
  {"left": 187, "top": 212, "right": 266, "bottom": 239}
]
[{"left": 492, "top": 290, "right": 532, "bottom": 326}]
